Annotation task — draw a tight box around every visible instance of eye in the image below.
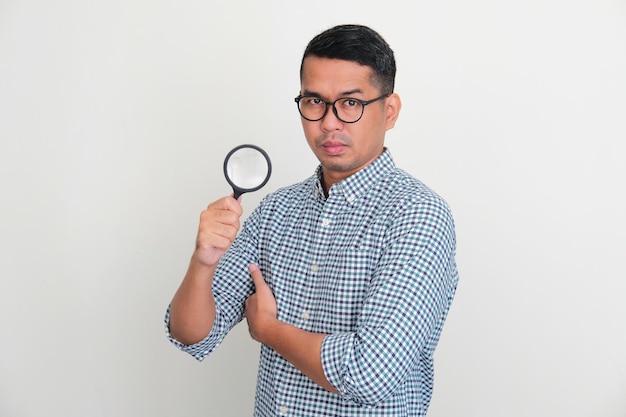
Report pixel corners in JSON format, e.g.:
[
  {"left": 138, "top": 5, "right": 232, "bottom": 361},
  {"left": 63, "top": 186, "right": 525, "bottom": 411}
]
[
  {"left": 304, "top": 97, "right": 324, "bottom": 106},
  {"left": 339, "top": 98, "right": 361, "bottom": 108}
]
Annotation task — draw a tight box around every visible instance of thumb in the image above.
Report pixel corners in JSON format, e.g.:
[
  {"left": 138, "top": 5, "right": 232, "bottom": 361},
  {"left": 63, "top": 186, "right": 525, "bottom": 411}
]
[{"left": 248, "top": 264, "right": 265, "bottom": 289}]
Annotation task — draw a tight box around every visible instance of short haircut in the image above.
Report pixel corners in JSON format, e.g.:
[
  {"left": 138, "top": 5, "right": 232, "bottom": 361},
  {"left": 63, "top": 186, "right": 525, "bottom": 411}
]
[{"left": 300, "top": 24, "right": 396, "bottom": 95}]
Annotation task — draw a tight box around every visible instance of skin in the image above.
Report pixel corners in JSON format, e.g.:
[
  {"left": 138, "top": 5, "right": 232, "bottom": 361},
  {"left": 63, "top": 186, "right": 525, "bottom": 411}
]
[
  {"left": 299, "top": 56, "right": 401, "bottom": 195},
  {"left": 169, "top": 196, "right": 242, "bottom": 344},
  {"left": 168, "top": 56, "right": 401, "bottom": 394}
]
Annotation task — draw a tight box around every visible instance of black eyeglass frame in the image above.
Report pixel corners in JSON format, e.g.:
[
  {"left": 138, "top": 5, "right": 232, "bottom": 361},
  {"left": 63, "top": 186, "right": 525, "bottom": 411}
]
[{"left": 294, "top": 93, "right": 391, "bottom": 123}]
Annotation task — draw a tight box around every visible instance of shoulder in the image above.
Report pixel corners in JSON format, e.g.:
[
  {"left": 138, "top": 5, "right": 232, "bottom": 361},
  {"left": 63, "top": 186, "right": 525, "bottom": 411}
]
[
  {"left": 382, "top": 168, "right": 453, "bottom": 218},
  {"left": 254, "top": 174, "right": 317, "bottom": 213},
  {"left": 370, "top": 168, "right": 457, "bottom": 249}
]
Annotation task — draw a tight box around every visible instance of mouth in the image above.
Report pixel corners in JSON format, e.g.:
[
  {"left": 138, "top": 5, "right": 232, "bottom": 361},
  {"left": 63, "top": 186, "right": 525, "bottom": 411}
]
[{"left": 321, "top": 140, "right": 347, "bottom": 156}]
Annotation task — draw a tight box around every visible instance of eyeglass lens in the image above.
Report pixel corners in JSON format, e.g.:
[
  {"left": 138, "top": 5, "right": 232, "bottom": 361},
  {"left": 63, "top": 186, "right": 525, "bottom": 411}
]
[{"left": 298, "top": 97, "right": 364, "bottom": 123}]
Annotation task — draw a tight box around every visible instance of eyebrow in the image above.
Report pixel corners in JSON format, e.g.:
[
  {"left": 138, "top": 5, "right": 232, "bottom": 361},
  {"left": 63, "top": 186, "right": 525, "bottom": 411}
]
[{"left": 302, "top": 88, "right": 364, "bottom": 98}]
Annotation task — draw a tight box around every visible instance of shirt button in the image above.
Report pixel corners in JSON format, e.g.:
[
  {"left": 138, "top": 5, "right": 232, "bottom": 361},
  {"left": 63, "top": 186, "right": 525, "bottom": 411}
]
[
  {"left": 302, "top": 311, "right": 310, "bottom": 320},
  {"left": 311, "top": 264, "right": 319, "bottom": 272},
  {"left": 322, "top": 218, "right": 330, "bottom": 226},
  {"left": 280, "top": 405, "right": 288, "bottom": 415},
  {"left": 347, "top": 195, "right": 356, "bottom": 203}
]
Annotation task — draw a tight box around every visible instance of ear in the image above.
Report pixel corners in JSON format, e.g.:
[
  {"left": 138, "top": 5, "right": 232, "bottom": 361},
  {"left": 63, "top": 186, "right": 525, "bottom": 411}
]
[{"left": 384, "top": 93, "right": 402, "bottom": 130}]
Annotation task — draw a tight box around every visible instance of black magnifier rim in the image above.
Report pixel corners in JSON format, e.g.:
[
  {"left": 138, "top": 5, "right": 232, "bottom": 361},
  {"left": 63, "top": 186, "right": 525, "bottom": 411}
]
[{"left": 223, "top": 144, "right": 272, "bottom": 194}]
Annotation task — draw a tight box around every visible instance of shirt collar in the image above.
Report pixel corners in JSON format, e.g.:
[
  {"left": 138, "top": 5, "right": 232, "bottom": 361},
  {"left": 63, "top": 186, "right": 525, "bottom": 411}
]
[{"left": 312, "top": 148, "right": 396, "bottom": 204}]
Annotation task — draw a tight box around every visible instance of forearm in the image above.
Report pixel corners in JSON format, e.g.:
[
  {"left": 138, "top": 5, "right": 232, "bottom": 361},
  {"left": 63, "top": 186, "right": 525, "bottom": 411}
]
[
  {"left": 261, "top": 321, "right": 338, "bottom": 394},
  {"left": 168, "top": 253, "right": 217, "bottom": 345},
  {"left": 246, "top": 265, "right": 337, "bottom": 393}
]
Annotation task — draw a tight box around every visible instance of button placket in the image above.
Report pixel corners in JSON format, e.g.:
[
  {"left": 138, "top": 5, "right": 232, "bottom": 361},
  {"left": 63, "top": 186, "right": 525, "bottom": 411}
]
[{"left": 273, "top": 357, "right": 291, "bottom": 417}]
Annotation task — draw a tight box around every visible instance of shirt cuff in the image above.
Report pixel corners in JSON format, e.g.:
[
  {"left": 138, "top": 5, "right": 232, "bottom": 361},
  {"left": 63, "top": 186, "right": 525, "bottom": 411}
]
[
  {"left": 321, "top": 332, "right": 355, "bottom": 397},
  {"left": 164, "top": 304, "right": 223, "bottom": 361}
]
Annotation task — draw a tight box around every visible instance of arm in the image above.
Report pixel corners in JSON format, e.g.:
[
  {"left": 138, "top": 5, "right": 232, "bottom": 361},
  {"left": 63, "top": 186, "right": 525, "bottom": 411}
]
[
  {"left": 245, "top": 264, "right": 338, "bottom": 393},
  {"left": 320, "top": 200, "right": 459, "bottom": 405},
  {"left": 245, "top": 197, "right": 458, "bottom": 404},
  {"left": 168, "top": 196, "right": 243, "bottom": 345}
]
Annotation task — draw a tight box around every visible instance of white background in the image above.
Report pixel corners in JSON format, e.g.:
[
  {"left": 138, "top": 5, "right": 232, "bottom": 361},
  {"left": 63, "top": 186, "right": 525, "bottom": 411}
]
[{"left": 1, "top": 1, "right": 625, "bottom": 416}]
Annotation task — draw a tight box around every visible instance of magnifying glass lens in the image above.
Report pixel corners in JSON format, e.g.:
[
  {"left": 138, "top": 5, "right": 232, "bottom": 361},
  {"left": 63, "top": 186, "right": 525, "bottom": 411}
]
[{"left": 223, "top": 144, "right": 272, "bottom": 198}]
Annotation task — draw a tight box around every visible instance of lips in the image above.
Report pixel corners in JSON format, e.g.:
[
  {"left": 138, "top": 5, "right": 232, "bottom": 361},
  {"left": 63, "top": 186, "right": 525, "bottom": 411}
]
[{"left": 321, "top": 140, "right": 347, "bottom": 155}]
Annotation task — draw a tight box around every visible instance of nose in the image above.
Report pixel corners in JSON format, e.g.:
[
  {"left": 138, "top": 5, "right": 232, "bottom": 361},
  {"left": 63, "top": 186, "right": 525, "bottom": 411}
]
[{"left": 319, "top": 104, "right": 344, "bottom": 131}]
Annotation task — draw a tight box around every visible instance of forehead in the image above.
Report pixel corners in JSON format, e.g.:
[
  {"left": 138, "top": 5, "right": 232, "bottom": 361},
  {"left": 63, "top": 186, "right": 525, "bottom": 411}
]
[{"left": 300, "top": 56, "right": 376, "bottom": 96}]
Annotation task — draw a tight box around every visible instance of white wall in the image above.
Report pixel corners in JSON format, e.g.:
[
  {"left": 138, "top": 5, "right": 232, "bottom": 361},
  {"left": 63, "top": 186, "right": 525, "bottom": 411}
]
[{"left": 1, "top": 1, "right": 624, "bottom": 416}]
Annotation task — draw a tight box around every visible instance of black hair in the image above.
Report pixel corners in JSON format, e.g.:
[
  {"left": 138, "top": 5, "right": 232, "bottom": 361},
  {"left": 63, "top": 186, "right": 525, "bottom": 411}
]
[{"left": 300, "top": 24, "right": 396, "bottom": 94}]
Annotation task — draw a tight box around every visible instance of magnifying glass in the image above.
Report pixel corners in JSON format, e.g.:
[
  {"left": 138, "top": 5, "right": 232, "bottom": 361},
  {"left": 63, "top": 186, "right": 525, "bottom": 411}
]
[{"left": 223, "top": 144, "right": 272, "bottom": 199}]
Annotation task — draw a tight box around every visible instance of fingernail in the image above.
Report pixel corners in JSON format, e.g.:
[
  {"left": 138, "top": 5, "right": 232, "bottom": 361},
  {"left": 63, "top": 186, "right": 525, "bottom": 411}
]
[{"left": 248, "top": 264, "right": 258, "bottom": 273}]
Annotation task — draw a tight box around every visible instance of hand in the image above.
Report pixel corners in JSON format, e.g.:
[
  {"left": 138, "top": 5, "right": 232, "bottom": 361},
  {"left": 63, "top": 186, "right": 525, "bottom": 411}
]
[
  {"left": 193, "top": 195, "right": 243, "bottom": 267},
  {"left": 245, "top": 264, "right": 278, "bottom": 343}
]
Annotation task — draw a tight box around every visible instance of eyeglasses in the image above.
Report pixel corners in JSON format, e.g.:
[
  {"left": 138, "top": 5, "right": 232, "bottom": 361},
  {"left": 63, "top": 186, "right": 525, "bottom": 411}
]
[{"left": 294, "top": 93, "right": 390, "bottom": 123}]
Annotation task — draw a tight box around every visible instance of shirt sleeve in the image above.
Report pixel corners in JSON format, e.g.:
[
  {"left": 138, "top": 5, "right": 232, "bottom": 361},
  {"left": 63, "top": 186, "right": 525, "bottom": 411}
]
[{"left": 320, "top": 194, "right": 458, "bottom": 405}]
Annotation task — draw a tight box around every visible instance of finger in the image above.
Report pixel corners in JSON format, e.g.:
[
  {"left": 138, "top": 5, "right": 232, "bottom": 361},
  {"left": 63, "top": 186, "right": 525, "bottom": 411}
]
[
  {"left": 200, "top": 210, "right": 240, "bottom": 234},
  {"left": 208, "top": 195, "right": 244, "bottom": 216},
  {"left": 198, "top": 209, "right": 241, "bottom": 242},
  {"left": 197, "top": 218, "right": 238, "bottom": 245},
  {"left": 224, "top": 195, "right": 244, "bottom": 216},
  {"left": 229, "top": 192, "right": 243, "bottom": 204},
  {"left": 248, "top": 264, "right": 265, "bottom": 289}
]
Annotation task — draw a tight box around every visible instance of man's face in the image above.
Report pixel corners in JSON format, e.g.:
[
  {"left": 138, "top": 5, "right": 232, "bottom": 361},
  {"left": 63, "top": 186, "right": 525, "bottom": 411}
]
[{"left": 299, "top": 56, "right": 401, "bottom": 188}]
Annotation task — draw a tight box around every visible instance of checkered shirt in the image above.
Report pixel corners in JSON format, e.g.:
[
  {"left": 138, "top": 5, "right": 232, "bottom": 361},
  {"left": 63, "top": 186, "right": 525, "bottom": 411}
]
[{"left": 165, "top": 149, "right": 458, "bottom": 416}]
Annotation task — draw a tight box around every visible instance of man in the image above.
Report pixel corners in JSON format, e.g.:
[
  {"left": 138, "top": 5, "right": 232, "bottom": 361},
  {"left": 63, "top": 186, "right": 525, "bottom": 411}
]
[{"left": 166, "top": 24, "right": 458, "bottom": 416}]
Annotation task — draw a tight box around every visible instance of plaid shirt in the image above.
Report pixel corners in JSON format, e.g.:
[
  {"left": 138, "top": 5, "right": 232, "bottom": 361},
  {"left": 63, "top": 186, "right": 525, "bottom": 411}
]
[{"left": 166, "top": 150, "right": 458, "bottom": 416}]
